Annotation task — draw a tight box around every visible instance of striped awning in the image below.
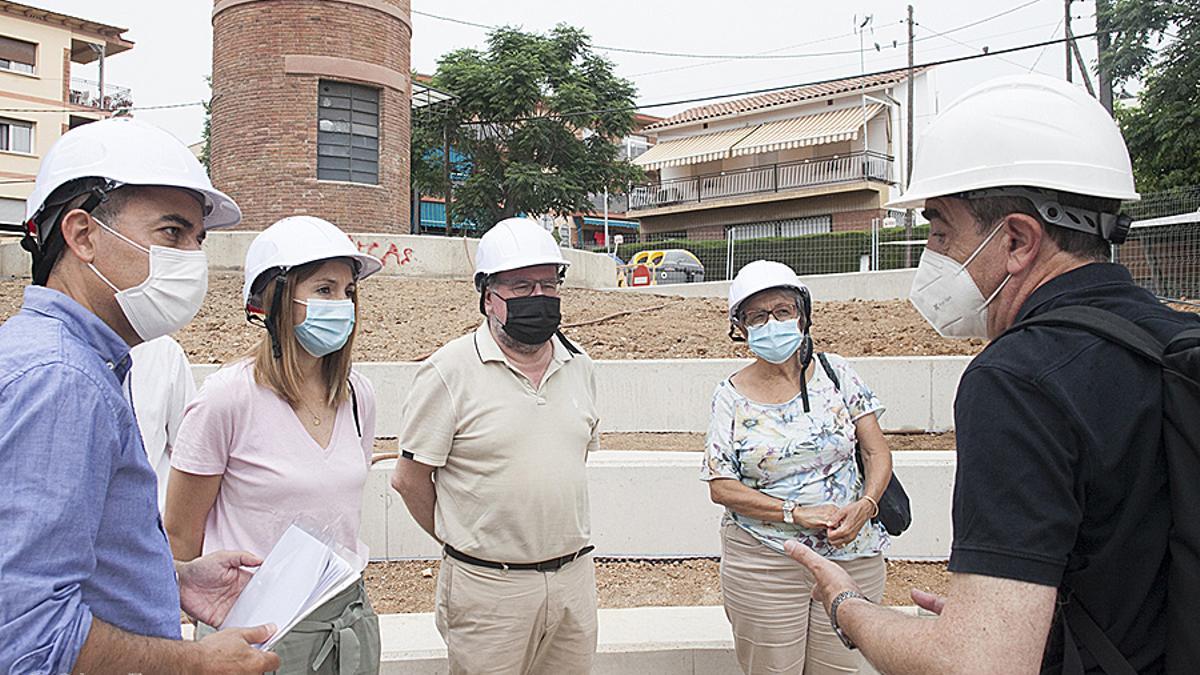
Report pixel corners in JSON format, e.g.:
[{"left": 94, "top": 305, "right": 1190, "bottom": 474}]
[
  {"left": 730, "top": 104, "right": 884, "bottom": 157},
  {"left": 633, "top": 126, "right": 757, "bottom": 170}
]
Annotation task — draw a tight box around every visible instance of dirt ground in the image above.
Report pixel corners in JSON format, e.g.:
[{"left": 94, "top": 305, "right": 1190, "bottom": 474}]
[
  {"left": 4, "top": 274, "right": 1194, "bottom": 364},
  {"left": 0, "top": 274, "right": 986, "bottom": 363},
  {"left": 363, "top": 558, "right": 950, "bottom": 613}
]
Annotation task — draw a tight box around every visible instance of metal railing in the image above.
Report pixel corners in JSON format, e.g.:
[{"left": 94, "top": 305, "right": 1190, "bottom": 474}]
[
  {"left": 68, "top": 77, "right": 133, "bottom": 111},
  {"left": 629, "top": 151, "right": 895, "bottom": 211},
  {"left": 1114, "top": 217, "right": 1200, "bottom": 303}
]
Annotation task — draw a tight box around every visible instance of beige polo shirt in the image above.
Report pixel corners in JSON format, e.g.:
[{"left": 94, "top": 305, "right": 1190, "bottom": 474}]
[{"left": 399, "top": 322, "right": 599, "bottom": 563}]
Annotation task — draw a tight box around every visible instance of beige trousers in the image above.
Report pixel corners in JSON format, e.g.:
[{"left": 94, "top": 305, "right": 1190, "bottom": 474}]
[
  {"left": 435, "top": 552, "right": 598, "bottom": 675},
  {"left": 720, "top": 523, "right": 886, "bottom": 675}
]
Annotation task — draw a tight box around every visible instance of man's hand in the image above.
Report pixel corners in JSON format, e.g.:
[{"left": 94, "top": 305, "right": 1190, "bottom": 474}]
[
  {"left": 783, "top": 539, "right": 862, "bottom": 612},
  {"left": 195, "top": 625, "right": 281, "bottom": 674},
  {"left": 911, "top": 588, "right": 947, "bottom": 615},
  {"left": 826, "top": 499, "right": 873, "bottom": 546},
  {"left": 177, "top": 550, "right": 262, "bottom": 627},
  {"left": 794, "top": 504, "right": 838, "bottom": 530}
]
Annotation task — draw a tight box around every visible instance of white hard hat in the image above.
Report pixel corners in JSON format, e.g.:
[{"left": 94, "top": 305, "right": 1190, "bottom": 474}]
[
  {"left": 887, "top": 74, "right": 1138, "bottom": 210},
  {"left": 242, "top": 216, "right": 383, "bottom": 310},
  {"left": 728, "top": 260, "right": 810, "bottom": 322},
  {"left": 473, "top": 217, "right": 569, "bottom": 290},
  {"left": 25, "top": 117, "right": 241, "bottom": 231}
]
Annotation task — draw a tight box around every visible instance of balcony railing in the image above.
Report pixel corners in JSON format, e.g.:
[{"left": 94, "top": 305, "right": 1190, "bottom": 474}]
[
  {"left": 629, "top": 150, "right": 894, "bottom": 211},
  {"left": 68, "top": 77, "right": 133, "bottom": 111}
]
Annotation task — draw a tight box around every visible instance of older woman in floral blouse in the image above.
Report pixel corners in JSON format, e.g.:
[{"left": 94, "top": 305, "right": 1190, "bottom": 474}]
[{"left": 702, "top": 260, "right": 893, "bottom": 675}]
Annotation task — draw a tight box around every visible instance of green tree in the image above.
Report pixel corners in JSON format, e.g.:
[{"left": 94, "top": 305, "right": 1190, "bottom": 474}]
[
  {"left": 199, "top": 75, "right": 211, "bottom": 170},
  {"left": 411, "top": 24, "right": 644, "bottom": 232},
  {"left": 1101, "top": 0, "right": 1200, "bottom": 191}
]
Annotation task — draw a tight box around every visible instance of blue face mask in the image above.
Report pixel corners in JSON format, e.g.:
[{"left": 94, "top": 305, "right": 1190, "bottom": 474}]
[
  {"left": 293, "top": 298, "right": 356, "bottom": 357},
  {"left": 747, "top": 318, "right": 805, "bottom": 364}
]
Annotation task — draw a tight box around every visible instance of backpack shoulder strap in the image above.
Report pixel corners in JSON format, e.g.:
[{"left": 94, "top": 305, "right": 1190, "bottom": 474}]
[
  {"left": 348, "top": 376, "right": 362, "bottom": 439},
  {"left": 1003, "top": 305, "right": 1164, "bottom": 366},
  {"left": 817, "top": 352, "right": 840, "bottom": 391}
]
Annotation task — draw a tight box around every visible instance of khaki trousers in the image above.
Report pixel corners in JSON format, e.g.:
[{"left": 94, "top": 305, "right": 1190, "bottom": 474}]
[
  {"left": 435, "top": 552, "right": 598, "bottom": 675},
  {"left": 720, "top": 523, "right": 886, "bottom": 675}
]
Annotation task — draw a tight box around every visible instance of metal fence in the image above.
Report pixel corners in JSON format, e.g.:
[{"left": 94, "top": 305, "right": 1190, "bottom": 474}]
[
  {"left": 1112, "top": 186, "right": 1200, "bottom": 304},
  {"left": 586, "top": 209, "right": 925, "bottom": 283}
]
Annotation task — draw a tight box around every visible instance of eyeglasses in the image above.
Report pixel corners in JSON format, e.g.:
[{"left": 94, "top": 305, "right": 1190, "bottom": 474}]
[
  {"left": 741, "top": 303, "right": 800, "bottom": 328},
  {"left": 496, "top": 278, "right": 563, "bottom": 297}
]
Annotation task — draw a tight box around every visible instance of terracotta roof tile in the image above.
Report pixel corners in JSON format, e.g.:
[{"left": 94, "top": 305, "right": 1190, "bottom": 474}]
[{"left": 645, "top": 66, "right": 926, "bottom": 132}]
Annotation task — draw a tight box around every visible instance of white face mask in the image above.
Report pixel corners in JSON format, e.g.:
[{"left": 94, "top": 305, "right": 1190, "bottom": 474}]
[
  {"left": 88, "top": 218, "right": 209, "bottom": 342},
  {"left": 909, "top": 221, "right": 1011, "bottom": 339}
]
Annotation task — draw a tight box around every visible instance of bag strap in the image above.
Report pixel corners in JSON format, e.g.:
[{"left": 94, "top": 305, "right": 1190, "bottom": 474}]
[
  {"left": 1062, "top": 596, "right": 1138, "bottom": 675},
  {"left": 1003, "top": 305, "right": 1164, "bottom": 365},
  {"left": 817, "top": 352, "right": 840, "bottom": 391},
  {"left": 348, "top": 377, "right": 361, "bottom": 439}
]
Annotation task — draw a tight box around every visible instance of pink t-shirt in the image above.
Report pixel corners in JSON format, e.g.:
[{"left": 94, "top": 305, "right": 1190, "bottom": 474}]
[{"left": 170, "top": 360, "right": 376, "bottom": 563}]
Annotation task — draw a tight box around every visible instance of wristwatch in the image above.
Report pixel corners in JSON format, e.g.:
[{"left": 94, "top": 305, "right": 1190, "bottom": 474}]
[
  {"left": 781, "top": 498, "right": 798, "bottom": 524},
  {"left": 829, "top": 590, "right": 869, "bottom": 650}
]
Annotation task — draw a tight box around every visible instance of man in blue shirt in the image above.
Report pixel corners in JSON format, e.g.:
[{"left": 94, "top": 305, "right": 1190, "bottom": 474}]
[{"left": 0, "top": 118, "right": 279, "bottom": 673}]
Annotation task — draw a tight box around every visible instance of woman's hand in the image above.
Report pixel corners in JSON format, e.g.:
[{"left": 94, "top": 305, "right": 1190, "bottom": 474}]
[
  {"left": 793, "top": 503, "right": 838, "bottom": 530},
  {"left": 826, "top": 499, "right": 875, "bottom": 547}
]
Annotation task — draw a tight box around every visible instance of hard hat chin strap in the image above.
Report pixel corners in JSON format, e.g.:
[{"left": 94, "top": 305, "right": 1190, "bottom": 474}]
[
  {"left": 265, "top": 271, "right": 288, "bottom": 358},
  {"left": 23, "top": 179, "right": 116, "bottom": 286}
]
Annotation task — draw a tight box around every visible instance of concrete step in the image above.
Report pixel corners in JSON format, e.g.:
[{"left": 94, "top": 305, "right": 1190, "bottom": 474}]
[
  {"left": 194, "top": 356, "right": 969, "bottom": 437},
  {"left": 362, "top": 451, "right": 955, "bottom": 561},
  {"left": 378, "top": 605, "right": 922, "bottom": 674}
]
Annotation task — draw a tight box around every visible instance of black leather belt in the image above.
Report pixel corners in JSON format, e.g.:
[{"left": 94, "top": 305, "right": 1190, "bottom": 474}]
[{"left": 444, "top": 544, "right": 595, "bottom": 572}]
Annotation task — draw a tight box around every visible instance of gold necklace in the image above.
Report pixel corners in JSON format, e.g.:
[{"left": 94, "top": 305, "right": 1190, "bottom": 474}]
[{"left": 296, "top": 396, "right": 326, "bottom": 426}]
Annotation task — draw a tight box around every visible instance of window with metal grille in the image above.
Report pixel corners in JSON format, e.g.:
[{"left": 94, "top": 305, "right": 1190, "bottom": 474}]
[
  {"left": 0, "top": 36, "right": 35, "bottom": 74},
  {"left": 0, "top": 118, "right": 34, "bottom": 153},
  {"left": 317, "top": 81, "right": 379, "bottom": 184}
]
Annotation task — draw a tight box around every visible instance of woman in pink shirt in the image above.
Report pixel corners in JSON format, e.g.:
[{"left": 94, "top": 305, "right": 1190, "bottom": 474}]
[{"left": 166, "top": 216, "right": 383, "bottom": 674}]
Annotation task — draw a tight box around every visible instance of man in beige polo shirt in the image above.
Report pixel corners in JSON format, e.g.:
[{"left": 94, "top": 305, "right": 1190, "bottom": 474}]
[{"left": 391, "top": 217, "right": 600, "bottom": 675}]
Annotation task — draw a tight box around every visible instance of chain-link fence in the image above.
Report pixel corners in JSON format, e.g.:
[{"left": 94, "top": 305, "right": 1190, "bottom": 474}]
[{"left": 1112, "top": 186, "right": 1200, "bottom": 303}]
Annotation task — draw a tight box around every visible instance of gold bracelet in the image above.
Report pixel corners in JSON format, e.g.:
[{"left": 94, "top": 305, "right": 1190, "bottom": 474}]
[{"left": 861, "top": 495, "right": 880, "bottom": 518}]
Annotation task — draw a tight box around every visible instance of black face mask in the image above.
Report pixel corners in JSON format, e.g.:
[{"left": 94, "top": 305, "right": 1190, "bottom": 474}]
[{"left": 501, "top": 295, "right": 561, "bottom": 345}]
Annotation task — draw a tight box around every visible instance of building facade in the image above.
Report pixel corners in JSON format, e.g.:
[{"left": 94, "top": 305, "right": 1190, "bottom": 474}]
[
  {"left": 630, "top": 68, "right": 934, "bottom": 240},
  {"left": 210, "top": 0, "right": 412, "bottom": 232},
  {"left": 0, "top": 1, "right": 132, "bottom": 229}
]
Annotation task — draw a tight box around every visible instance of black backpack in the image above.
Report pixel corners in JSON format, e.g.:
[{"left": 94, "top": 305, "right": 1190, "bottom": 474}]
[
  {"left": 817, "top": 352, "right": 912, "bottom": 536},
  {"left": 1005, "top": 305, "right": 1200, "bottom": 674}
]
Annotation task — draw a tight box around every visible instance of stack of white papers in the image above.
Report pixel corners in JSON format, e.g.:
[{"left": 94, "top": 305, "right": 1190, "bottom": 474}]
[{"left": 219, "top": 524, "right": 362, "bottom": 649}]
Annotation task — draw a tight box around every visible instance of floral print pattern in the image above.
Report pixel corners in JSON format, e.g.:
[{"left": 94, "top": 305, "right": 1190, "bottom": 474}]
[{"left": 702, "top": 353, "right": 888, "bottom": 560}]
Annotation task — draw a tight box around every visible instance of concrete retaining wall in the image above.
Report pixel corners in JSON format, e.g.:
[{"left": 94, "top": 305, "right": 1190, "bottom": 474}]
[
  {"left": 621, "top": 268, "right": 918, "bottom": 302},
  {"left": 0, "top": 232, "right": 618, "bottom": 290},
  {"left": 205, "top": 232, "right": 618, "bottom": 289},
  {"left": 193, "top": 356, "right": 969, "bottom": 435},
  {"left": 361, "top": 451, "right": 955, "bottom": 561}
]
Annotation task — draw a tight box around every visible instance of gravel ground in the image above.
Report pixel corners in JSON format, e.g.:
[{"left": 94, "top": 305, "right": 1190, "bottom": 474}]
[
  {"left": 0, "top": 274, "right": 986, "bottom": 363},
  {"left": 363, "top": 558, "right": 951, "bottom": 614}
]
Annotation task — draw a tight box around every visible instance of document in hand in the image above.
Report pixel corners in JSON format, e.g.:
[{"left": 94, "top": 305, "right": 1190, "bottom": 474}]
[{"left": 219, "top": 524, "right": 362, "bottom": 649}]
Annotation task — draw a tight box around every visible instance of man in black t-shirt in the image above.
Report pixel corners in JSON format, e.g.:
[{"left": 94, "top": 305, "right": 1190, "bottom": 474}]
[{"left": 784, "top": 74, "right": 1200, "bottom": 674}]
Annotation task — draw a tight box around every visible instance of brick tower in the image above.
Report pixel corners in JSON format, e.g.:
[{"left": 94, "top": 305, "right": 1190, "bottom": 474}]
[{"left": 210, "top": 0, "right": 411, "bottom": 232}]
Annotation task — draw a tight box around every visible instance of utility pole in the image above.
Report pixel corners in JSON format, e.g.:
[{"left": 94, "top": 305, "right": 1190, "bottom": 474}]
[
  {"left": 1064, "top": 0, "right": 1073, "bottom": 82},
  {"left": 1096, "top": 0, "right": 1114, "bottom": 114},
  {"left": 905, "top": 4, "right": 915, "bottom": 267},
  {"left": 443, "top": 122, "right": 453, "bottom": 237}
]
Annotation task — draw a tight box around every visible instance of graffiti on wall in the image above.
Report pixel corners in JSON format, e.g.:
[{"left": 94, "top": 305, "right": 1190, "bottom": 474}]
[{"left": 351, "top": 238, "right": 415, "bottom": 268}]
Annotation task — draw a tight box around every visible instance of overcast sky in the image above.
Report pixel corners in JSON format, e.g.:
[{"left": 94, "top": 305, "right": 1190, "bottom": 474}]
[{"left": 37, "top": 0, "right": 1102, "bottom": 145}]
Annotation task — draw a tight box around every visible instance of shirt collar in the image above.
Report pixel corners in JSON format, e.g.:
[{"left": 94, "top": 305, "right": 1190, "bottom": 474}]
[
  {"left": 22, "top": 285, "right": 132, "bottom": 377},
  {"left": 473, "top": 321, "right": 572, "bottom": 366},
  {"left": 1014, "top": 262, "right": 1135, "bottom": 323}
]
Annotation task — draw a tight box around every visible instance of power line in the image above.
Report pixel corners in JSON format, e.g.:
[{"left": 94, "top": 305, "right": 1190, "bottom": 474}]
[
  {"left": 0, "top": 100, "right": 203, "bottom": 114},
  {"left": 413, "top": 0, "right": 1045, "bottom": 61},
  {"left": 443, "top": 30, "right": 1104, "bottom": 126}
]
